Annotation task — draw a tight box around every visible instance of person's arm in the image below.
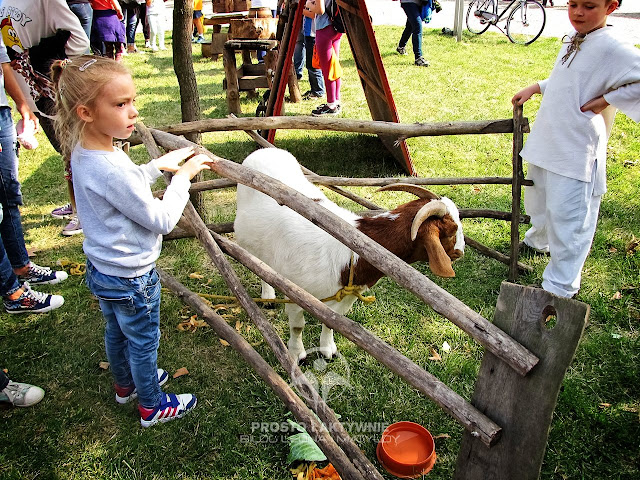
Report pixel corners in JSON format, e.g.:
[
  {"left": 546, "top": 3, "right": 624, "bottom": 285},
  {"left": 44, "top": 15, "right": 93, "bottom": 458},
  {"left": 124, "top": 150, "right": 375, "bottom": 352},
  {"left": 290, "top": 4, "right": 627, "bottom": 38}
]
[
  {"left": 50, "top": 0, "right": 91, "bottom": 54},
  {"left": 590, "top": 82, "right": 640, "bottom": 121},
  {"left": 110, "top": 0, "right": 125, "bottom": 20},
  {"left": 1, "top": 63, "right": 39, "bottom": 130},
  {"left": 512, "top": 83, "right": 542, "bottom": 106},
  {"left": 305, "top": 0, "right": 324, "bottom": 16}
]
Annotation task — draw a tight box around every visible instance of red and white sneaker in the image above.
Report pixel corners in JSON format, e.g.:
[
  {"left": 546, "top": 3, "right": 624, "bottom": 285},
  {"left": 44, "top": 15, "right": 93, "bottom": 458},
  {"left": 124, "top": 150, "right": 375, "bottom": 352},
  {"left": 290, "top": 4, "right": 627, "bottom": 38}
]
[
  {"left": 114, "top": 368, "right": 169, "bottom": 404},
  {"left": 139, "top": 392, "right": 197, "bottom": 427}
]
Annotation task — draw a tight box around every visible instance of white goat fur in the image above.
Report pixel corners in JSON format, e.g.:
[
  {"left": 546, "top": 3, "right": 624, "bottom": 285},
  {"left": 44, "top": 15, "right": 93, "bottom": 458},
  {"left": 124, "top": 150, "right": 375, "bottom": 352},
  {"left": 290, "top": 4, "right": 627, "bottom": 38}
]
[{"left": 234, "top": 148, "right": 463, "bottom": 362}]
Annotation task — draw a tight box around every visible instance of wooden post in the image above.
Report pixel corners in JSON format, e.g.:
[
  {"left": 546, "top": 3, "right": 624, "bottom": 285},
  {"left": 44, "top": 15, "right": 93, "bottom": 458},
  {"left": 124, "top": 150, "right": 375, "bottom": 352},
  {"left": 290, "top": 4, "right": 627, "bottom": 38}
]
[
  {"left": 509, "top": 104, "right": 526, "bottom": 281},
  {"left": 150, "top": 127, "right": 540, "bottom": 377},
  {"left": 223, "top": 45, "right": 241, "bottom": 114},
  {"left": 454, "top": 283, "right": 589, "bottom": 479}
]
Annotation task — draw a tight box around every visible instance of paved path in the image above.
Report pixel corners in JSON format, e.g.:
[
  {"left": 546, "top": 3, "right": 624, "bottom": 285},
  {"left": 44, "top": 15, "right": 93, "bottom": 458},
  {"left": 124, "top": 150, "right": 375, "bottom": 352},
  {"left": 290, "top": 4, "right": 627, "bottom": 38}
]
[{"left": 365, "top": 0, "right": 640, "bottom": 43}]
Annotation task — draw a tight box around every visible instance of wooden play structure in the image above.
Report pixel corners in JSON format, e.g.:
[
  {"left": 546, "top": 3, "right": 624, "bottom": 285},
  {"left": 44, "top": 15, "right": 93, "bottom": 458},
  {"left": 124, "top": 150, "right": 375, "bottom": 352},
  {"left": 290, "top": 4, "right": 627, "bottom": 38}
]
[{"left": 128, "top": 108, "right": 589, "bottom": 478}]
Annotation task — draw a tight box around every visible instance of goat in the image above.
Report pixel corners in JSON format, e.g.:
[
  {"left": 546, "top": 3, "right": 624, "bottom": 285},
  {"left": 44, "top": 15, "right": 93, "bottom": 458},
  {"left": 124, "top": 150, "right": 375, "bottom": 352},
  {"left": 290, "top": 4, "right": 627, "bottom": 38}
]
[{"left": 234, "top": 148, "right": 464, "bottom": 363}]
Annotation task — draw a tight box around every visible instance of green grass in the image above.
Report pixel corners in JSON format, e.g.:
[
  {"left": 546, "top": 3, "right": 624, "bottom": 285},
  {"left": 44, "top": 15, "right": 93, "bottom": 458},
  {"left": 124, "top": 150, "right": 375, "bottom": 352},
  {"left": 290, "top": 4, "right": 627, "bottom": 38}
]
[{"left": 1, "top": 26, "right": 639, "bottom": 479}]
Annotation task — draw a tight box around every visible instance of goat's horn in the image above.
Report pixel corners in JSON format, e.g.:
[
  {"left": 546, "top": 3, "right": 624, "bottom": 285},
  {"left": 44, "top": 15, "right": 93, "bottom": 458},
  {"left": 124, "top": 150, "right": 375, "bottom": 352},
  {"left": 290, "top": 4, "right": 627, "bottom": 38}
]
[
  {"left": 411, "top": 200, "right": 448, "bottom": 241},
  {"left": 377, "top": 183, "right": 441, "bottom": 200}
]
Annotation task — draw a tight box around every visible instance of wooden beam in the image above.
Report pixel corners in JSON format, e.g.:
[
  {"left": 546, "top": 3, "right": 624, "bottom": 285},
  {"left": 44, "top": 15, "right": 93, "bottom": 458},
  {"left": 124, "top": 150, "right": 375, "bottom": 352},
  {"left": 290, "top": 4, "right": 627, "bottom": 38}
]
[{"left": 150, "top": 128, "right": 540, "bottom": 377}]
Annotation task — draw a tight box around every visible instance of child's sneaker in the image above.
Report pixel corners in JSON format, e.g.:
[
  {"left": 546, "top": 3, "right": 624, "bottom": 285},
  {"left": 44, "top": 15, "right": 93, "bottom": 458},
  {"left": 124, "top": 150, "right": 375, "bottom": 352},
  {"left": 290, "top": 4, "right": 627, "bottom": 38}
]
[
  {"left": 415, "top": 56, "right": 430, "bottom": 67},
  {"left": 51, "top": 203, "right": 73, "bottom": 219},
  {"left": 61, "top": 216, "right": 83, "bottom": 236},
  {"left": 195, "top": 35, "right": 205, "bottom": 44},
  {"left": 0, "top": 381, "right": 45, "bottom": 407},
  {"left": 139, "top": 392, "right": 197, "bottom": 427},
  {"left": 311, "top": 103, "right": 341, "bottom": 116},
  {"left": 115, "top": 368, "right": 169, "bottom": 404},
  {"left": 4, "top": 283, "right": 64, "bottom": 314},
  {"left": 396, "top": 45, "right": 407, "bottom": 55},
  {"left": 18, "top": 262, "right": 68, "bottom": 285}
]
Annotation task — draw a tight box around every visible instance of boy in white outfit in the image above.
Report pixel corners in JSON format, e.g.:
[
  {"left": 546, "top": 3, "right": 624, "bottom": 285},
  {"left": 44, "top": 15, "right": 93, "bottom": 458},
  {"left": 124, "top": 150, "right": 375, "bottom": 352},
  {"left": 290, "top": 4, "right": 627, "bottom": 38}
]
[
  {"left": 146, "top": 0, "right": 167, "bottom": 51},
  {"left": 513, "top": 0, "right": 640, "bottom": 299}
]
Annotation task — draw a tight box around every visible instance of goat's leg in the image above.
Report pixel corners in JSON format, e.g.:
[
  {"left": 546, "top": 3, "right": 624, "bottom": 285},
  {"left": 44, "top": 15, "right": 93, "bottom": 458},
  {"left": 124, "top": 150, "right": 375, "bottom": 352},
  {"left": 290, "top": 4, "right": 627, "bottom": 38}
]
[
  {"left": 261, "top": 281, "right": 277, "bottom": 308},
  {"left": 319, "top": 324, "right": 337, "bottom": 359},
  {"left": 285, "top": 303, "right": 307, "bottom": 363}
]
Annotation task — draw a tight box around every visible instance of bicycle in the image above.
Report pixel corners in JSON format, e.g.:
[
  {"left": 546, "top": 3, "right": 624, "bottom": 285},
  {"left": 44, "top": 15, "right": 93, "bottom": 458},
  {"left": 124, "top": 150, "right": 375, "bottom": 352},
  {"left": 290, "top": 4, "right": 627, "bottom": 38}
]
[{"left": 466, "top": 0, "right": 546, "bottom": 45}]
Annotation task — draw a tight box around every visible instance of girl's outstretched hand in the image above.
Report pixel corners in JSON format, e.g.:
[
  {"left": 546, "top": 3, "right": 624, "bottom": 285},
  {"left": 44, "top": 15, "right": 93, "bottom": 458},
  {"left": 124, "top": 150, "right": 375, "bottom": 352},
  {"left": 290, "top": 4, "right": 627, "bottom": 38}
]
[
  {"left": 154, "top": 147, "right": 195, "bottom": 172},
  {"left": 174, "top": 154, "right": 211, "bottom": 181}
]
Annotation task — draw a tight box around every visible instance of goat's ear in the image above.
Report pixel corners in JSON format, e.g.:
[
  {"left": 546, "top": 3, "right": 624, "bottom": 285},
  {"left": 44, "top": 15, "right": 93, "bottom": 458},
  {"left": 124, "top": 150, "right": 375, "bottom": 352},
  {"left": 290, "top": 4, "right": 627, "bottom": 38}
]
[{"left": 424, "top": 223, "right": 456, "bottom": 278}]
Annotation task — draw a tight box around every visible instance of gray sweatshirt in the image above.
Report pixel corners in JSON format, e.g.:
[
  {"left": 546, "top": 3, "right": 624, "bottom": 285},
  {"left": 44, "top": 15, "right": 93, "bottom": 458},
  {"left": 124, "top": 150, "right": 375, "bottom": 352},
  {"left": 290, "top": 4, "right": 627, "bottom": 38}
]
[{"left": 71, "top": 145, "right": 191, "bottom": 278}]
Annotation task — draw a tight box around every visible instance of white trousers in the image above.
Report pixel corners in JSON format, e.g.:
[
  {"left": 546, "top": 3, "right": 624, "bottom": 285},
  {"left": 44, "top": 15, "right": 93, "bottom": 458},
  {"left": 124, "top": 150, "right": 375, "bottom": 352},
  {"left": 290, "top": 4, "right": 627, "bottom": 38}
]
[
  {"left": 524, "top": 164, "right": 601, "bottom": 298},
  {"left": 148, "top": 13, "right": 165, "bottom": 49}
]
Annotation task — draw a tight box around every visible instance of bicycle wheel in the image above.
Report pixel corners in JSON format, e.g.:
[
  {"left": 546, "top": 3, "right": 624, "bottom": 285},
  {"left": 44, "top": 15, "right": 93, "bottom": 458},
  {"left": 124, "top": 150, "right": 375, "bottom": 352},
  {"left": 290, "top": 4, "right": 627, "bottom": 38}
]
[
  {"left": 466, "top": 0, "right": 495, "bottom": 35},
  {"left": 506, "top": 0, "right": 546, "bottom": 45}
]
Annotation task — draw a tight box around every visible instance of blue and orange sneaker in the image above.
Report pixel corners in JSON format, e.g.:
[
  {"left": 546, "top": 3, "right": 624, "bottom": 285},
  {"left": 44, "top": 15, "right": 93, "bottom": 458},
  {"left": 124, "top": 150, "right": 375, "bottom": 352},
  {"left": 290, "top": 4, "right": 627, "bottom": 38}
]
[
  {"left": 114, "top": 368, "right": 169, "bottom": 404},
  {"left": 139, "top": 392, "right": 197, "bottom": 427}
]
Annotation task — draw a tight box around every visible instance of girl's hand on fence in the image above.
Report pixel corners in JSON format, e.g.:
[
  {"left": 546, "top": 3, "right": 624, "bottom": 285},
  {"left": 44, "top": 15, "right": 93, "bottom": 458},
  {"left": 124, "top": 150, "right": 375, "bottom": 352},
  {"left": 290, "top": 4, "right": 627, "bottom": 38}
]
[
  {"left": 512, "top": 84, "right": 541, "bottom": 106},
  {"left": 154, "top": 147, "right": 195, "bottom": 172},
  {"left": 174, "top": 154, "right": 211, "bottom": 181},
  {"left": 581, "top": 95, "right": 609, "bottom": 115}
]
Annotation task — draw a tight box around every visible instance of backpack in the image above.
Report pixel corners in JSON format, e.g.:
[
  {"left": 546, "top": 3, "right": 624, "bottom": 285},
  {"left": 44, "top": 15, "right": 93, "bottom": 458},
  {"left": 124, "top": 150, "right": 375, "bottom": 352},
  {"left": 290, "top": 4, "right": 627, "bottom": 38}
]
[{"left": 328, "top": 0, "right": 346, "bottom": 34}]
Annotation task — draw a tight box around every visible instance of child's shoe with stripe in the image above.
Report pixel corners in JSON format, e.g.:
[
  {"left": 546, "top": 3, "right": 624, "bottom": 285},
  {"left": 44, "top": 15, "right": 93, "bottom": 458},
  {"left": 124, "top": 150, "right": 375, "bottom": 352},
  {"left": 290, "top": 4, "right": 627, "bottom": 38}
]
[
  {"left": 139, "top": 392, "right": 197, "bottom": 427},
  {"left": 114, "top": 368, "right": 169, "bottom": 404},
  {"left": 18, "top": 262, "right": 68, "bottom": 285}
]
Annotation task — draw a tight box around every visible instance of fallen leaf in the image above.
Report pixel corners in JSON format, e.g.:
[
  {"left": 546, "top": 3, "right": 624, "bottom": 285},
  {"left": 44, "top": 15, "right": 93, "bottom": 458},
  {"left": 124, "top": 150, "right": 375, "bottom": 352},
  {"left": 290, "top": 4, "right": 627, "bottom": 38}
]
[
  {"left": 622, "top": 405, "right": 639, "bottom": 413},
  {"left": 599, "top": 403, "right": 612, "bottom": 408},
  {"left": 98, "top": 361, "right": 110, "bottom": 370},
  {"left": 472, "top": 186, "right": 481, "bottom": 193},
  {"left": 26, "top": 248, "right": 38, "bottom": 257},
  {"left": 627, "top": 236, "right": 640, "bottom": 255},
  {"left": 177, "top": 314, "right": 209, "bottom": 333},
  {"left": 433, "top": 433, "right": 451, "bottom": 440},
  {"left": 442, "top": 341, "right": 451, "bottom": 352},
  {"left": 428, "top": 347, "right": 442, "bottom": 361},
  {"left": 235, "top": 321, "right": 243, "bottom": 331},
  {"left": 220, "top": 338, "right": 230, "bottom": 347},
  {"left": 173, "top": 367, "right": 189, "bottom": 378},
  {"left": 611, "top": 291, "right": 622, "bottom": 300},
  {"left": 609, "top": 246, "right": 618, "bottom": 253},
  {"left": 189, "top": 272, "right": 204, "bottom": 279}
]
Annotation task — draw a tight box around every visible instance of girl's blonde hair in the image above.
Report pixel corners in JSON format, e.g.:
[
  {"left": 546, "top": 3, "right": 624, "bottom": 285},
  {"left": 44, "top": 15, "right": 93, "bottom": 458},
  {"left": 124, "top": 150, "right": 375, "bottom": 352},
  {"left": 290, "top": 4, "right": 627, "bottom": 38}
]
[{"left": 51, "top": 55, "right": 130, "bottom": 158}]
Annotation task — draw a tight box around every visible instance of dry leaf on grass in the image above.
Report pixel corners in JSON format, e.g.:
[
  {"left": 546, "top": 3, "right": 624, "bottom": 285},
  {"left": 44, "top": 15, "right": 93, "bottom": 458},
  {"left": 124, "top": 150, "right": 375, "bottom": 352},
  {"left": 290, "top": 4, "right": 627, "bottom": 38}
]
[
  {"left": 235, "top": 321, "right": 243, "bottom": 331},
  {"left": 177, "top": 314, "right": 209, "bottom": 333},
  {"left": 627, "top": 236, "right": 640, "bottom": 255},
  {"left": 609, "top": 246, "right": 618, "bottom": 253},
  {"left": 173, "top": 367, "right": 189, "bottom": 378},
  {"left": 98, "top": 361, "right": 110, "bottom": 370},
  {"left": 189, "top": 272, "right": 205, "bottom": 279},
  {"left": 599, "top": 403, "right": 612, "bottom": 408},
  {"left": 219, "top": 338, "right": 230, "bottom": 347},
  {"left": 26, "top": 248, "right": 38, "bottom": 257},
  {"left": 611, "top": 291, "right": 622, "bottom": 300},
  {"left": 428, "top": 348, "right": 442, "bottom": 361},
  {"left": 433, "top": 433, "right": 451, "bottom": 440}
]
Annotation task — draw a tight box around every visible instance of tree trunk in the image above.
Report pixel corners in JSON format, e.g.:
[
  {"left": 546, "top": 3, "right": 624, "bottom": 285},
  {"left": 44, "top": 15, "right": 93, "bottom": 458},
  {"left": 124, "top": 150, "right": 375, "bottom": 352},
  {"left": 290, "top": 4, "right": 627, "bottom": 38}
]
[{"left": 172, "top": 0, "right": 204, "bottom": 215}]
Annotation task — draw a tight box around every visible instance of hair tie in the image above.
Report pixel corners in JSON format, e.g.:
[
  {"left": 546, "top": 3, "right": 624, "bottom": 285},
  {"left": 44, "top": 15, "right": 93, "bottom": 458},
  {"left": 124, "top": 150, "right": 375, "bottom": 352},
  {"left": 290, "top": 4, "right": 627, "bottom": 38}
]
[
  {"left": 79, "top": 59, "right": 97, "bottom": 72},
  {"left": 60, "top": 59, "right": 72, "bottom": 69}
]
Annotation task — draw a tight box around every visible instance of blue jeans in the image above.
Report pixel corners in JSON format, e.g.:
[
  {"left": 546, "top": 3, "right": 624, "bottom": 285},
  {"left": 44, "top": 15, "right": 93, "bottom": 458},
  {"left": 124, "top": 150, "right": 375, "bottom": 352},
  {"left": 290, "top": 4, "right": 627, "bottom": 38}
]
[
  {"left": 0, "top": 107, "right": 29, "bottom": 273},
  {"left": 69, "top": 2, "right": 93, "bottom": 48},
  {"left": 399, "top": 2, "right": 423, "bottom": 59},
  {"left": 121, "top": 2, "right": 140, "bottom": 45},
  {"left": 0, "top": 204, "right": 21, "bottom": 297},
  {"left": 293, "top": 28, "right": 305, "bottom": 78},
  {"left": 86, "top": 261, "right": 163, "bottom": 408},
  {"left": 305, "top": 36, "right": 325, "bottom": 95}
]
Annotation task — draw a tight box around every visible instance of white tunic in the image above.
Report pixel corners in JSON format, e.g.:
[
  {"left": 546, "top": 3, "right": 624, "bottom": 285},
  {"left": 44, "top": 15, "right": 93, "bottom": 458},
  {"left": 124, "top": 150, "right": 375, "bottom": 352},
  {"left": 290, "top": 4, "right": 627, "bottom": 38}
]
[{"left": 521, "top": 26, "right": 640, "bottom": 194}]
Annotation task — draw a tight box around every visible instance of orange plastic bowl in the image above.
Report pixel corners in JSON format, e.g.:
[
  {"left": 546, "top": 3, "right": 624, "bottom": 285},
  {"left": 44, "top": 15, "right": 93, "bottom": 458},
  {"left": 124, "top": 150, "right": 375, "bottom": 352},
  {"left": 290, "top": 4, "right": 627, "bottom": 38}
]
[{"left": 376, "top": 421, "right": 436, "bottom": 478}]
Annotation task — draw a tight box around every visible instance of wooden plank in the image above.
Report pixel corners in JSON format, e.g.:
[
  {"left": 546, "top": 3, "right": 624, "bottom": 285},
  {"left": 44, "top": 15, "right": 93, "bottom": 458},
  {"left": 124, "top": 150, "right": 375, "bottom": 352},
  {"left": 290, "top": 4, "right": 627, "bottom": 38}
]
[
  {"left": 341, "top": 0, "right": 416, "bottom": 175},
  {"left": 455, "top": 283, "right": 589, "bottom": 479},
  {"left": 223, "top": 47, "right": 241, "bottom": 114},
  {"left": 509, "top": 105, "right": 526, "bottom": 281}
]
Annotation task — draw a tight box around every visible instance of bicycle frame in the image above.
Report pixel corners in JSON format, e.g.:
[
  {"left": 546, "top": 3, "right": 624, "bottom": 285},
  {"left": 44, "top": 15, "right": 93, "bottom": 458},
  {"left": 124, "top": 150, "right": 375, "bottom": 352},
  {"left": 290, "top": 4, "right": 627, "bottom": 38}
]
[{"left": 477, "top": 0, "right": 525, "bottom": 25}]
